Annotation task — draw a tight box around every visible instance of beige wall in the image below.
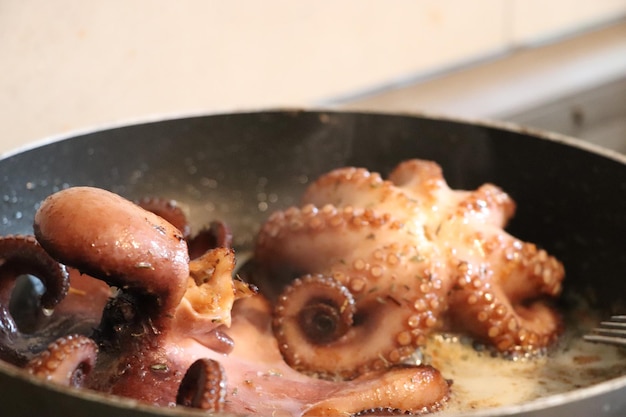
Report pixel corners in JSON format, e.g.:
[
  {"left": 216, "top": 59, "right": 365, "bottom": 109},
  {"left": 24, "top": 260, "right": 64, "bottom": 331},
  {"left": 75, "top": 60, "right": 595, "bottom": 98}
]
[{"left": 1, "top": 0, "right": 625, "bottom": 154}]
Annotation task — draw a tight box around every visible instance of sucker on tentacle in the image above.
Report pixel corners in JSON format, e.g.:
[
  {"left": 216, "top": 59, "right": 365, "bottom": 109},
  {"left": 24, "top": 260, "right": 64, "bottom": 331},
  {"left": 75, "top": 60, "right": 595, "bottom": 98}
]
[
  {"left": 273, "top": 274, "right": 357, "bottom": 377},
  {"left": 188, "top": 221, "right": 234, "bottom": 259},
  {"left": 26, "top": 334, "right": 98, "bottom": 387},
  {"left": 176, "top": 358, "right": 227, "bottom": 411}
]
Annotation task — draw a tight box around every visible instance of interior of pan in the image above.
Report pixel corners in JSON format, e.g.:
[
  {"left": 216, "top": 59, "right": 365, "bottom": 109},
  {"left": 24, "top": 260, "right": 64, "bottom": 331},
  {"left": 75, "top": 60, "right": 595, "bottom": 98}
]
[{"left": 0, "top": 110, "right": 625, "bottom": 417}]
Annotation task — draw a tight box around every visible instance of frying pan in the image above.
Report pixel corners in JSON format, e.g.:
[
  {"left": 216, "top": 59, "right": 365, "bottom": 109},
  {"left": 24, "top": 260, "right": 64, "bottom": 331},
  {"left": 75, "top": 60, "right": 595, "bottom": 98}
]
[{"left": 0, "top": 110, "right": 624, "bottom": 417}]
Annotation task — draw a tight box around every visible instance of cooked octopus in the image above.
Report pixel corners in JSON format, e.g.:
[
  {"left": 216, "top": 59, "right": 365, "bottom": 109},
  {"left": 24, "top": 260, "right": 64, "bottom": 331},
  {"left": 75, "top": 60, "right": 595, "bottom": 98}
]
[
  {"left": 252, "top": 159, "right": 565, "bottom": 378},
  {"left": 0, "top": 158, "right": 565, "bottom": 415},
  {"left": 0, "top": 186, "right": 449, "bottom": 416}
]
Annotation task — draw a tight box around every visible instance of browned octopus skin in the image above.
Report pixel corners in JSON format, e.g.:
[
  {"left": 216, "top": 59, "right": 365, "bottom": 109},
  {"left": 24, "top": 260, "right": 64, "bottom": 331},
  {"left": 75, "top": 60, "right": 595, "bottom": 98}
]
[
  {"left": 1, "top": 185, "right": 450, "bottom": 416},
  {"left": 28, "top": 187, "right": 246, "bottom": 407},
  {"left": 252, "top": 159, "right": 565, "bottom": 378}
]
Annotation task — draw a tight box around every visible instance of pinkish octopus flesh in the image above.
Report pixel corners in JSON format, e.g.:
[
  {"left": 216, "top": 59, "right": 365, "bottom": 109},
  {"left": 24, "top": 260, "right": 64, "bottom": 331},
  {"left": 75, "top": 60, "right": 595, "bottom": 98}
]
[{"left": 0, "top": 158, "right": 565, "bottom": 416}]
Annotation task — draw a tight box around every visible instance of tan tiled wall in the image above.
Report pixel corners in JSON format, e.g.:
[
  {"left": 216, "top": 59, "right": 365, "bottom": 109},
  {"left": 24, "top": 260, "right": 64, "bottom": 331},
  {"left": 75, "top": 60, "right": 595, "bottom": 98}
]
[{"left": 1, "top": 1, "right": 625, "bottom": 154}]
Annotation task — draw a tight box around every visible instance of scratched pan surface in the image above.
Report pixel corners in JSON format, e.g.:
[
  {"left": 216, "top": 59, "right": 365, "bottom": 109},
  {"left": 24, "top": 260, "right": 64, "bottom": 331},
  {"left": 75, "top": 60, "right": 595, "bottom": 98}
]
[{"left": 0, "top": 110, "right": 625, "bottom": 417}]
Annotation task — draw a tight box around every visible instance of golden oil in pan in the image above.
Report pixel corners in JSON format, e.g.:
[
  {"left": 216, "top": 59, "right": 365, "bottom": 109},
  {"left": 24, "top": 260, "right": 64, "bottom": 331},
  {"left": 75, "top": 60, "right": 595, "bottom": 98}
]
[{"left": 425, "top": 308, "right": 626, "bottom": 414}]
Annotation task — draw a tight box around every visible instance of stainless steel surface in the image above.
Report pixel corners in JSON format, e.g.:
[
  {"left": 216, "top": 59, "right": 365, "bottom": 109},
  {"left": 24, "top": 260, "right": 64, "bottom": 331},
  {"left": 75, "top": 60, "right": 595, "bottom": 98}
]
[
  {"left": 0, "top": 110, "right": 625, "bottom": 416},
  {"left": 585, "top": 315, "right": 626, "bottom": 347}
]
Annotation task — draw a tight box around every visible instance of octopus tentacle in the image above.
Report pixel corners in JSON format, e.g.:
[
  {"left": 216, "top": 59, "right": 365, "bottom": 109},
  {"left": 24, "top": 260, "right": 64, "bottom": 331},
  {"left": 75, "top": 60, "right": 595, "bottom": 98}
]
[
  {"left": 449, "top": 242, "right": 564, "bottom": 352},
  {"left": 136, "top": 197, "right": 233, "bottom": 259},
  {"left": 303, "top": 365, "right": 450, "bottom": 417},
  {"left": 301, "top": 167, "right": 427, "bottom": 228},
  {"left": 0, "top": 235, "right": 70, "bottom": 364},
  {"left": 0, "top": 305, "right": 24, "bottom": 365},
  {"left": 497, "top": 241, "right": 564, "bottom": 301},
  {"left": 455, "top": 183, "right": 516, "bottom": 228},
  {"left": 254, "top": 158, "right": 565, "bottom": 380},
  {"left": 188, "top": 221, "right": 233, "bottom": 260},
  {"left": 273, "top": 274, "right": 356, "bottom": 375},
  {"left": 0, "top": 235, "right": 69, "bottom": 310},
  {"left": 449, "top": 281, "right": 561, "bottom": 352},
  {"left": 255, "top": 203, "right": 450, "bottom": 377},
  {"left": 204, "top": 295, "right": 451, "bottom": 416},
  {"left": 34, "top": 187, "right": 190, "bottom": 319},
  {"left": 388, "top": 159, "right": 516, "bottom": 228},
  {"left": 176, "top": 358, "right": 226, "bottom": 411},
  {"left": 25, "top": 334, "right": 98, "bottom": 387},
  {"left": 136, "top": 197, "right": 191, "bottom": 238}
]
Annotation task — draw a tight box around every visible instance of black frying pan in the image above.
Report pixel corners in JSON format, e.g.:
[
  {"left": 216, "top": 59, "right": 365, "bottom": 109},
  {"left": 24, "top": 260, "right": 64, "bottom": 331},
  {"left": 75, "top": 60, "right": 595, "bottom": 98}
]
[{"left": 0, "top": 110, "right": 624, "bottom": 417}]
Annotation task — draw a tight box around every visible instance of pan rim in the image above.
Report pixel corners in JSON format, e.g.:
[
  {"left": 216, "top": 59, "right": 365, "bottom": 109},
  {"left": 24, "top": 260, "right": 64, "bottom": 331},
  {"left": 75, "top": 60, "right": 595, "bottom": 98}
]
[
  {"left": 2, "top": 108, "right": 624, "bottom": 165},
  {"left": 0, "top": 108, "right": 624, "bottom": 416}
]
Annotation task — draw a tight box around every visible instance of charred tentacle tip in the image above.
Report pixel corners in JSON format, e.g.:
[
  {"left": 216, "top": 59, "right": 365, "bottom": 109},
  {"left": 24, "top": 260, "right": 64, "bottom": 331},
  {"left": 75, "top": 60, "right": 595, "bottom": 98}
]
[
  {"left": 187, "top": 221, "right": 234, "bottom": 260},
  {"left": 176, "top": 358, "right": 226, "bottom": 411}
]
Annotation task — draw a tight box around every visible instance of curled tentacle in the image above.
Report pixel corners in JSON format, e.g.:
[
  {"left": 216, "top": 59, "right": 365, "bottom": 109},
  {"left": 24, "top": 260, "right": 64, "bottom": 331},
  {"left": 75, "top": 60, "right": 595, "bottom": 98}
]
[
  {"left": 188, "top": 221, "right": 233, "bottom": 260},
  {"left": 255, "top": 203, "right": 449, "bottom": 378},
  {"left": 272, "top": 274, "right": 432, "bottom": 379},
  {"left": 303, "top": 365, "right": 450, "bottom": 417},
  {"left": 275, "top": 274, "right": 355, "bottom": 345},
  {"left": 0, "top": 235, "right": 69, "bottom": 364},
  {"left": 136, "top": 198, "right": 233, "bottom": 259},
  {"left": 449, "top": 248, "right": 564, "bottom": 353},
  {"left": 136, "top": 197, "right": 191, "bottom": 238},
  {"left": 176, "top": 358, "right": 226, "bottom": 411},
  {"left": 0, "top": 235, "right": 69, "bottom": 311},
  {"left": 274, "top": 274, "right": 356, "bottom": 375},
  {"left": 25, "top": 334, "right": 97, "bottom": 387},
  {"left": 497, "top": 241, "right": 564, "bottom": 302},
  {"left": 388, "top": 159, "right": 516, "bottom": 228}
]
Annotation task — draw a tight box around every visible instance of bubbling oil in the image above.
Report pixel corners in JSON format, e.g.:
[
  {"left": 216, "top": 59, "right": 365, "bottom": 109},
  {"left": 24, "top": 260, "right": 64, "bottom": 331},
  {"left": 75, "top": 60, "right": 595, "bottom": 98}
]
[{"left": 421, "top": 308, "right": 626, "bottom": 414}]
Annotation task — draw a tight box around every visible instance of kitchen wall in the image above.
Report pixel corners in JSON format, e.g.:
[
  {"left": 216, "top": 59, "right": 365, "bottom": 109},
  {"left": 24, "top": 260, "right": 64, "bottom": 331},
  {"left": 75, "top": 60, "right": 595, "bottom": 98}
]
[{"left": 1, "top": 0, "right": 625, "bottom": 154}]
